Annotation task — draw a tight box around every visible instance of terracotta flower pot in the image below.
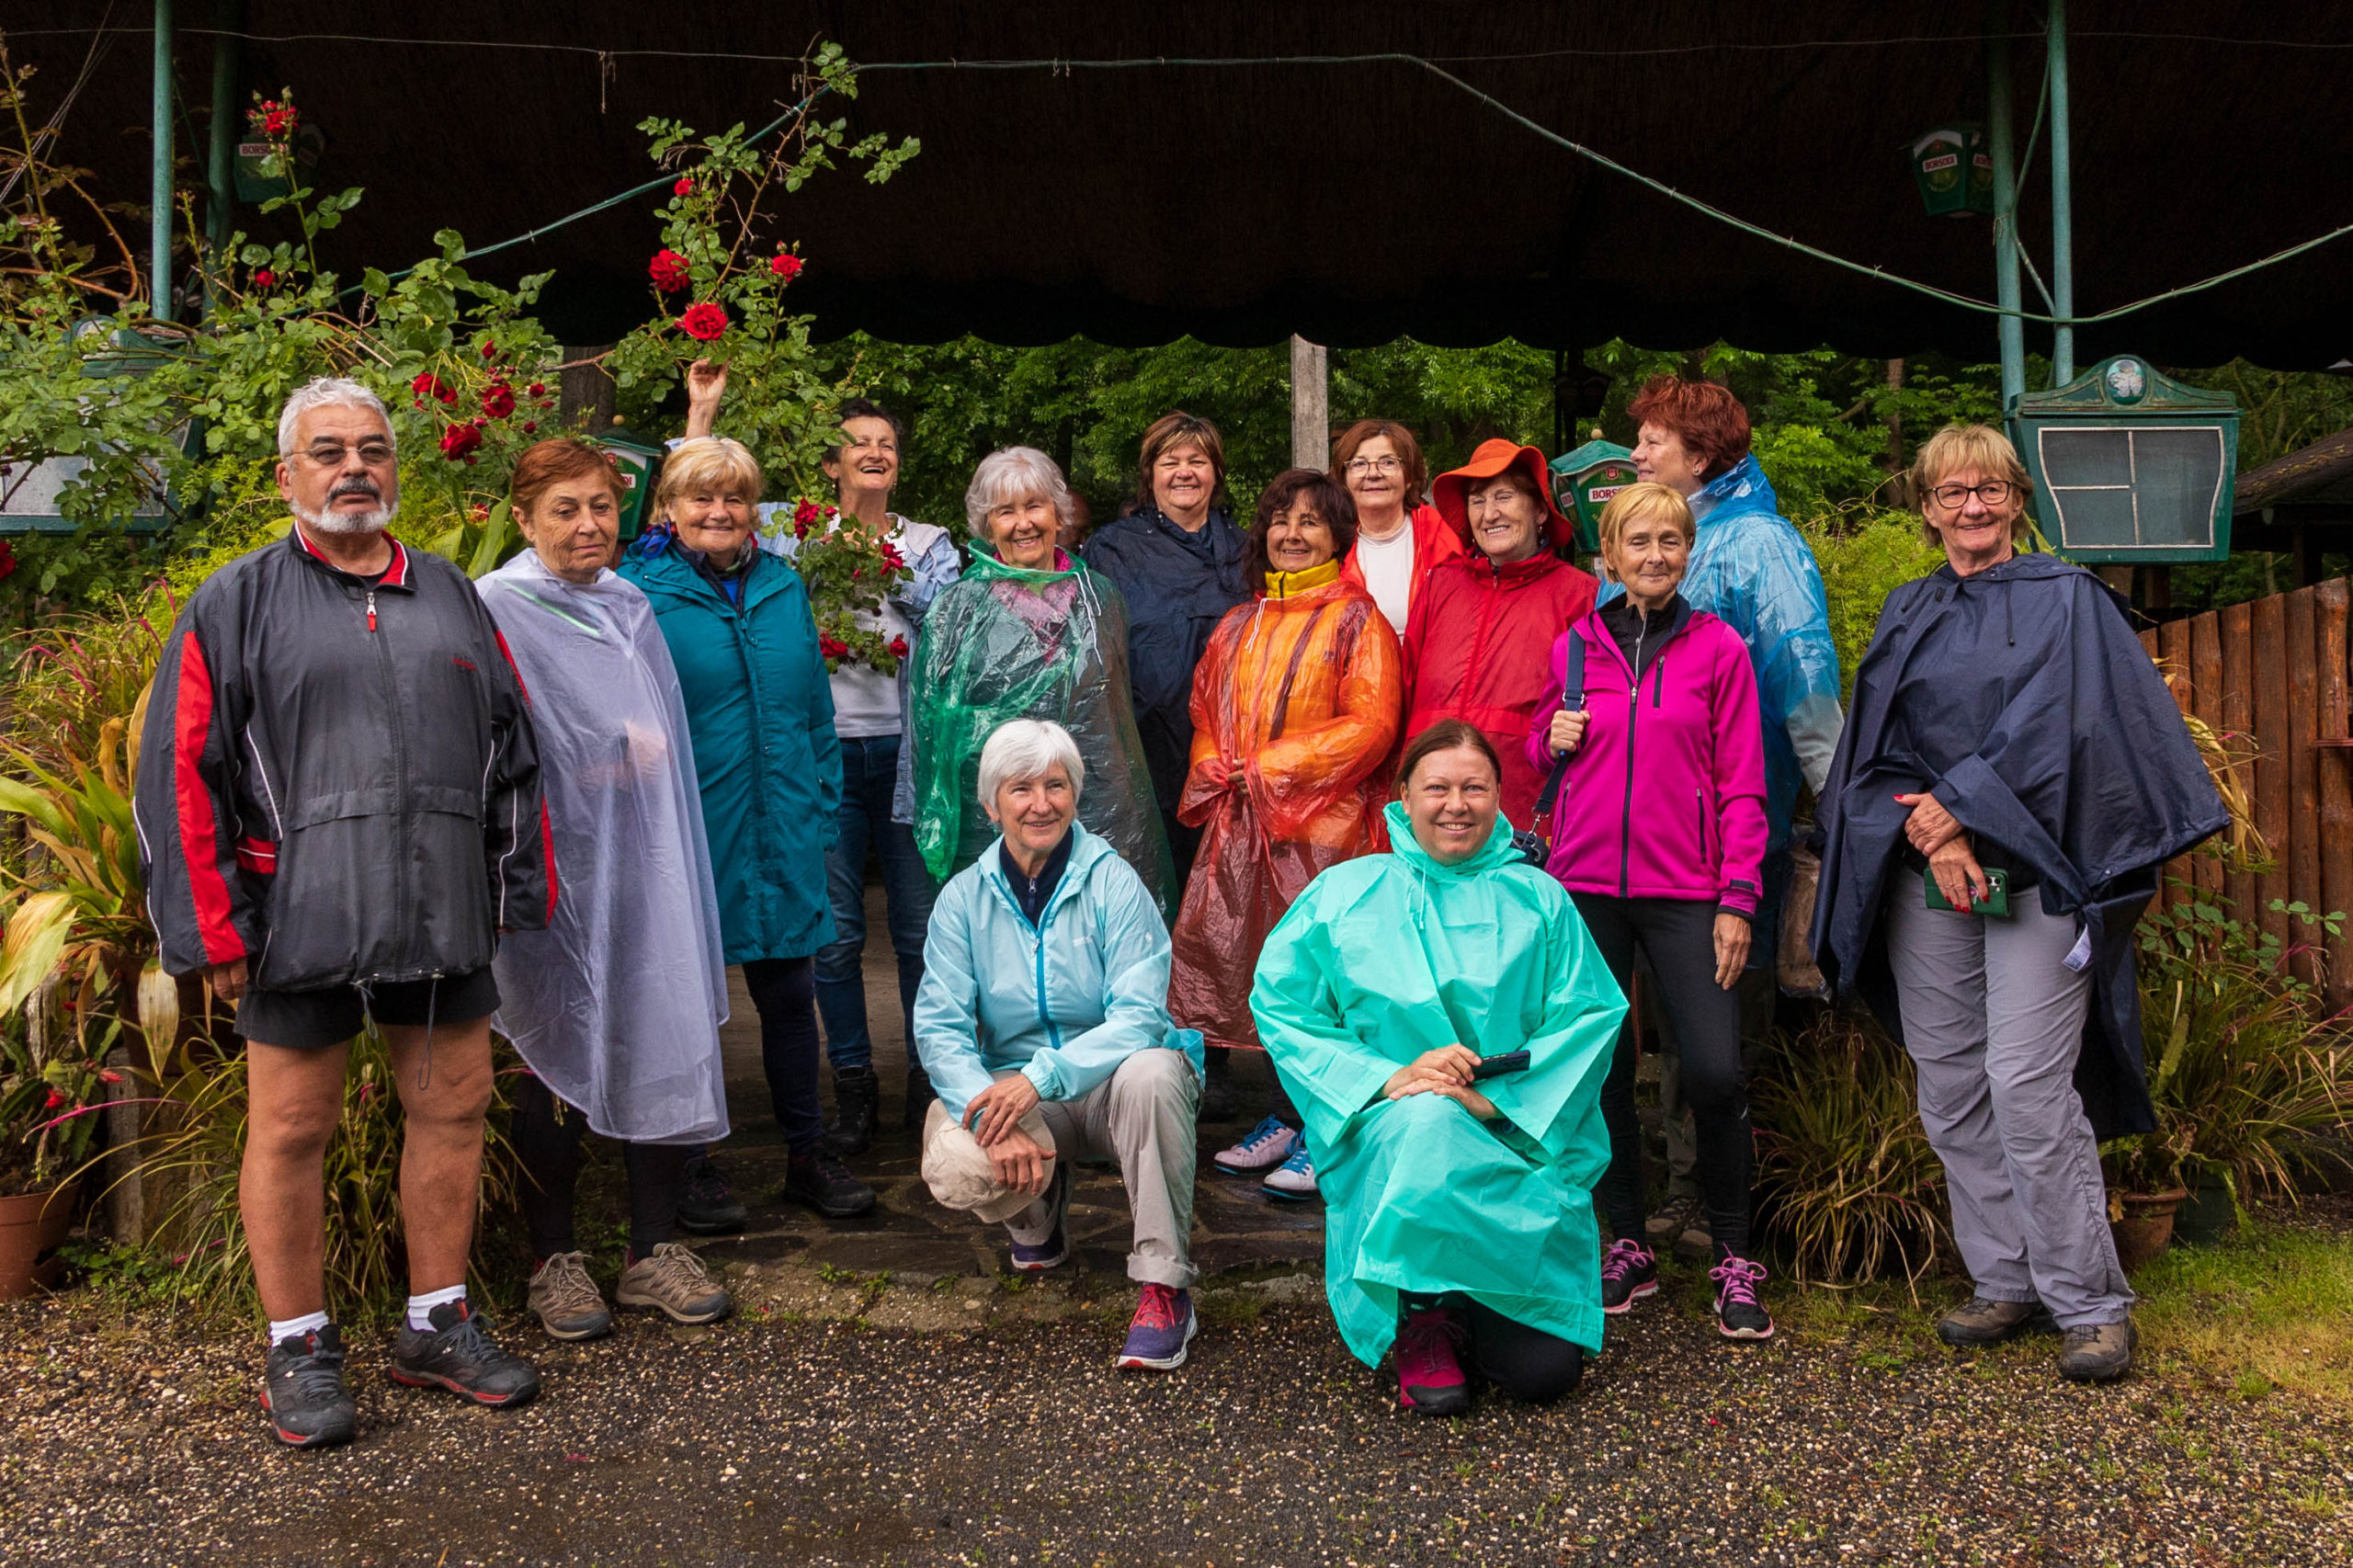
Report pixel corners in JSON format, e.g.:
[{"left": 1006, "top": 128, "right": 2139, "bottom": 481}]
[
  {"left": 2109, "top": 1186, "right": 2188, "bottom": 1274},
  {"left": 0, "top": 1181, "right": 80, "bottom": 1300}
]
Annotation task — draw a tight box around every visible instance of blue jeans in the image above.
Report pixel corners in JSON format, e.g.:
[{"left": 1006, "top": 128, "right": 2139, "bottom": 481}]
[{"left": 814, "top": 735, "right": 935, "bottom": 1073}]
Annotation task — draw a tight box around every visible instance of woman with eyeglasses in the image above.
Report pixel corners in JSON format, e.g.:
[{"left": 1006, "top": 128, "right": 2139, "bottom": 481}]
[
  {"left": 1332, "top": 420, "right": 1463, "bottom": 635},
  {"left": 1811, "top": 424, "right": 2226, "bottom": 1387}
]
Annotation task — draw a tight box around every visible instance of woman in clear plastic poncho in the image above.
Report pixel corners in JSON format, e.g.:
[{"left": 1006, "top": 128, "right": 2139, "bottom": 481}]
[
  {"left": 1251, "top": 721, "right": 1626, "bottom": 1418},
  {"left": 475, "top": 439, "right": 733, "bottom": 1343},
  {"left": 1170, "top": 469, "right": 1402, "bottom": 1194},
  {"left": 908, "top": 447, "right": 1176, "bottom": 918}
]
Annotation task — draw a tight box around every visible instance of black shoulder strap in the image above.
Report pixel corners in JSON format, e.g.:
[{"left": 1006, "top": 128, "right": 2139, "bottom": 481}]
[{"left": 1531, "top": 628, "right": 1586, "bottom": 821}]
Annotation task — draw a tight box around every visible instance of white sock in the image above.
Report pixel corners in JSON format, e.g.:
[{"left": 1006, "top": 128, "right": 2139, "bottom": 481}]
[
  {"left": 267, "top": 1310, "right": 330, "bottom": 1345},
  {"left": 405, "top": 1284, "right": 467, "bottom": 1332}
]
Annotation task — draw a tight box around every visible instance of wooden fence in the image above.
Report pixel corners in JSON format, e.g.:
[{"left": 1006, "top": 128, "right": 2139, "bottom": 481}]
[{"left": 2139, "top": 578, "right": 2353, "bottom": 1009}]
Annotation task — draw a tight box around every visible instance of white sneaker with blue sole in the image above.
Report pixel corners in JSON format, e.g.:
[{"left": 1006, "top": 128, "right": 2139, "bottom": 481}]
[{"left": 1261, "top": 1142, "right": 1318, "bottom": 1201}]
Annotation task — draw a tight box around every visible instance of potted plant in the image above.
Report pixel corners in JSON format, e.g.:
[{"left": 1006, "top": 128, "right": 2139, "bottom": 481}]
[{"left": 2099, "top": 1129, "right": 2191, "bottom": 1273}]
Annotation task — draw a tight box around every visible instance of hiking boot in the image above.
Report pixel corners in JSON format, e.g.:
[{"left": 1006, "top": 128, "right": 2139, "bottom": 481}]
[
  {"left": 1213, "top": 1115, "right": 1300, "bottom": 1176},
  {"left": 1008, "top": 1165, "right": 1070, "bottom": 1271},
  {"left": 1600, "top": 1238, "right": 1659, "bottom": 1315},
  {"left": 2057, "top": 1320, "right": 2137, "bottom": 1383},
  {"left": 828, "top": 1064, "right": 881, "bottom": 1156},
  {"left": 1394, "top": 1305, "right": 1471, "bottom": 1416},
  {"left": 675, "top": 1153, "right": 747, "bottom": 1235},
  {"left": 259, "top": 1324, "right": 358, "bottom": 1449},
  {"left": 1117, "top": 1283, "right": 1198, "bottom": 1370},
  {"left": 527, "top": 1251, "right": 613, "bottom": 1342},
  {"left": 1644, "top": 1192, "right": 1703, "bottom": 1249},
  {"left": 1936, "top": 1296, "right": 2052, "bottom": 1346},
  {"left": 1261, "top": 1143, "right": 1319, "bottom": 1201},
  {"left": 902, "top": 1065, "right": 938, "bottom": 1131},
  {"left": 783, "top": 1145, "right": 877, "bottom": 1218},
  {"left": 616, "top": 1242, "right": 733, "bottom": 1325},
  {"left": 1711, "top": 1254, "right": 1775, "bottom": 1341},
  {"left": 389, "top": 1301, "right": 540, "bottom": 1408}
]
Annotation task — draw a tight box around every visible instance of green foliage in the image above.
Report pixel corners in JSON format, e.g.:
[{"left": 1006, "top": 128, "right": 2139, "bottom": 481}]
[{"left": 1800, "top": 510, "right": 1950, "bottom": 703}]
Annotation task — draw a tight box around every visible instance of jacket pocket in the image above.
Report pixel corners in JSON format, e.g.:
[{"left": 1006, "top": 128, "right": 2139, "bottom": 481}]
[{"left": 234, "top": 836, "right": 278, "bottom": 875}]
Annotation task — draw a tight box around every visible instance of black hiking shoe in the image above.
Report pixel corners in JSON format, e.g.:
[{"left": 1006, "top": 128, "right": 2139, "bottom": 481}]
[
  {"left": 828, "top": 1064, "right": 881, "bottom": 1156},
  {"left": 902, "top": 1065, "right": 938, "bottom": 1131},
  {"left": 389, "top": 1301, "right": 540, "bottom": 1408},
  {"left": 260, "top": 1324, "right": 358, "bottom": 1449},
  {"left": 675, "top": 1153, "right": 747, "bottom": 1235},
  {"left": 784, "top": 1145, "right": 877, "bottom": 1218}
]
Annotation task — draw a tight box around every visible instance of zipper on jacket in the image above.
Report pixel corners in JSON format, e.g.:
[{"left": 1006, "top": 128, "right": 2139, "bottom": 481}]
[
  {"left": 365, "top": 588, "right": 378, "bottom": 632},
  {"left": 1696, "top": 787, "right": 1709, "bottom": 868},
  {"left": 1618, "top": 613, "right": 1646, "bottom": 897}
]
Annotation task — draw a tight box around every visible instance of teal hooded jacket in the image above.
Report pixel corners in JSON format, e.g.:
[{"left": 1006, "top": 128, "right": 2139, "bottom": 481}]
[{"left": 1251, "top": 801, "right": 1626, "bottom": 1362}]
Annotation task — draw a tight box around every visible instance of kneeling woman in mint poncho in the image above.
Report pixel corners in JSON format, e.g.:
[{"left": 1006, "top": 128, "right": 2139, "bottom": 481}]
[{"left": 1250, "top": 720, "right": 1625, "bottom": 1415}]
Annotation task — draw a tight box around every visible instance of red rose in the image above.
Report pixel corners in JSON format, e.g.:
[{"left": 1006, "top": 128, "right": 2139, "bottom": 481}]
[
  {"left": 818, "top": 634, "right": 850, "bottom": 661},
  {"left": 480, "top": 339, "right": 497, "bottom": 359},
  {"left": 889, "top": 634, "right": 908, "bottom": 658},
  {"left": 439, "top": 424, "right": 483, "bottom": 461},
  {"left": 529, "top": 381, "right": 546, "bottom": 396},
  {"left": 263, "top": 104, "right": 297, "bottom": 137},
  {"left": 0, "top": 539, "right": 17, "bottom": 581},
  {"left": 880, "top": 542, "right": 906, "bottom": 571},
  {"left": 769, "top": 253, "right": 804, "bottom": 282},
  {"left": 482, "top": 383, "right": 517, "bottom": 418},
  {"left": 649, "top": 250, "right": 692, "bottom": 293},
  {"left": 792, "top": 499, "right": 821, "bottom": 528},
  {"left": 523, "top": 421, "right": 538, "bottom": 433},
  {"left": 254, "top": 268, "right": 277, "bottom": 289},
  {"left": 678, "top": 301, "right": 729, "bottom": 341},
  {"left": 674, "top": 176, "right": 695, "bottom": 197},
  {"left": 42, "top": 1090, "right": 63, "bottom": 1110}
]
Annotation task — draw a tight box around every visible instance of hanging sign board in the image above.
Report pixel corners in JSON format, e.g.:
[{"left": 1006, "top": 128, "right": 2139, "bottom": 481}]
[
  {"left": 2010, "top": 357, "right": 2239, "bottom": 563},
  {"left": 1551, "top": 437, "right": 1638, "bottom": 555}
]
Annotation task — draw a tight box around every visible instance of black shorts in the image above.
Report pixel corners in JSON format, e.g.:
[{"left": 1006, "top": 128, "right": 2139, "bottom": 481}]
[{"left": 236, "top": 968, "right": 500, "bottom": 1051}]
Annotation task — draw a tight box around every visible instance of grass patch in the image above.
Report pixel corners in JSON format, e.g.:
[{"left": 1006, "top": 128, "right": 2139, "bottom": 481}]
[{"left": 2133, "top": 1221, "right": 2353, "bottom": 1403}]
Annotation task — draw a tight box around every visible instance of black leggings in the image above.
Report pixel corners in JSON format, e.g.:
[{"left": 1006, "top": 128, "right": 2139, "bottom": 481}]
[
  {"left": 1405, "top": 1295, "right": 1586, "bottom": 1403},
  {"left": 511, "top": 1073, "right": 692, "bottom": 1260},
  {"left": 743, "top": 955, "right": 824, "bottom": 1153},
  {"left": 1570, "top": 892, "right": 1754, "bottom": 1257}
]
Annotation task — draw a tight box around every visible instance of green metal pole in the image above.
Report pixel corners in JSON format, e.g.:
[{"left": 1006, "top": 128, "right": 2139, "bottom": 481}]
[
  {"left": 150, "top": 0, "right": 174, "bottom": 322},
  {"left": 205, "top": 0, "right": 244, "bottom": 313},
  {"left": 1986, "top": 15, "right": 2026, "bottom": 411},
  {"left": 2048, "top": 0, "right": 2075, "bottom": 383}
]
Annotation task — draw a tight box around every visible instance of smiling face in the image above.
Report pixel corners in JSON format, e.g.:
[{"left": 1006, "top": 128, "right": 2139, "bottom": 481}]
[
  {"left": 1603, "top": 507, "right": 1690, "bottom": 610},
  {"left": 668, "top": 481, "right": 756, "bottom": 558},
  {"left": 1466, "top": 472, "right": 1544, "bottom": 563},
  {"left": 984, "top": 765, "right": 1077, "bottom": 859},
  {"left": 1631, "top": 421, "right": 1711, "bottom": 496},
  {"left": 1922, "top": 463, "right": 2022, "bottom": 574},
  {"left": 824, "top": 415, "right": 901, "bottom": 507},
  {"left": 1343, "top": 434, "right": 1405, "bottom": 514},
  {"left": 1403, "top": 743, "right": 1500, "bottom": 865},
  {"left": 278, "top": 403, "right": 401, "bottom": 536},
  {"left": 988, "top": 492, "right": 1061, "bottom": 571},
  {"left": 518, "top": 475, "right": 621, "bottom": 584},
  {"left": 1264, "top": 496, "right": 1338, "bottom": 574},
  {"left": 1152, "top": 442, "right": 1216, "bottom": 521}
]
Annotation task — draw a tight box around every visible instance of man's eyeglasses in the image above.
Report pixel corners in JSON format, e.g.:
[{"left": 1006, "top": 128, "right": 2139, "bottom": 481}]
[
  {"left": 1929, "top": 480, "right": 2014, "bottom": 509},
  {"left": 303, "top": 442, "right": 397, "bottom": 468},
  {"left": 1344, "top": 457, "right": 1403, "bottom": 475}
]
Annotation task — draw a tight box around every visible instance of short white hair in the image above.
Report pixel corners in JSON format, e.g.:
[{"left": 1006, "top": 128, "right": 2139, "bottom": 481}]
[
  {"left": 965, "top": 447, "right": 1076, "bottom": 540},
  {"left": 278, "top": 377, "right": 394, "bottom": 460},
  {"left": 977, "top": 719, "right": 1085, "bottom": 808}
]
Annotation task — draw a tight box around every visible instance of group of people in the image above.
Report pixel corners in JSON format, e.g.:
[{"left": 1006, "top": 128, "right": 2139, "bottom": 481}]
[{"left": 132, "top": 366, "right": 2225, "bottom": 1449}]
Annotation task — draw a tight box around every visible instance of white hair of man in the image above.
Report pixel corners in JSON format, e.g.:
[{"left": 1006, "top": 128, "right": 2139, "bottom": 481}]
[
  {"left": 278, "top": 377, "right": 399, "bottom": 535},
  {"left": 977, "top": 719, "right": 1086, "bottom": 808},
  {"left": 964, "top": 446, "right": 1077, "bottom": 540}
]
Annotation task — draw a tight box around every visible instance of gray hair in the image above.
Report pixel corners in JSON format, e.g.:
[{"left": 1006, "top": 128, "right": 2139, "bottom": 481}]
[
  {"left": 965, "top": 446, "right": 1076, "bottom": 541},
  {"left": 278, "top": 377, "right": 393, "bottom": 460},
  {"left": 977, "top": 719, "right": 1086, "bottom": 809}
]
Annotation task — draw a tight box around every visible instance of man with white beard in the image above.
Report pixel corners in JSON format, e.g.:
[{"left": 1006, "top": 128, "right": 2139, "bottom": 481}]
[{"left": 135, "top": 377, "right": 555, "bottom": 1447}]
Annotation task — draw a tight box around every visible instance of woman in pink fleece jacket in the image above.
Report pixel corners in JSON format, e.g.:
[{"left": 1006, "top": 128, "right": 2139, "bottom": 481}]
[{"left": 1525, "top": 482, "right": 1772, "bottom": 1342}]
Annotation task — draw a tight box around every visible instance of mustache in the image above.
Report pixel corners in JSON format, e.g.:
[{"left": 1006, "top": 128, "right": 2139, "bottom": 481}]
[{"left": 329, "top": 478, "right": 383, "bottom": 502}]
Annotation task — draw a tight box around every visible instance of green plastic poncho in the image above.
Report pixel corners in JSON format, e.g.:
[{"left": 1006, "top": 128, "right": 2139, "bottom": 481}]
[
  {"left": 907, "top": 550, "right": 1176, "bottom": 918},
  {"left": 1250, "top": 801, "right": 1626, "bottom": 1364}
]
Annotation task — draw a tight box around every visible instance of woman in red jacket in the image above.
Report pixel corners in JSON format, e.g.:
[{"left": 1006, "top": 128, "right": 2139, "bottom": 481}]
[
  {"left": 1402, "top": 438, "right": 1597, "bottom": 828},
  {"left": 1525, "top": 481, "right": 1772, "bottom": 1343},
  {"left": 1333, "top": 419, "right": 1463, "bottom": 634}
]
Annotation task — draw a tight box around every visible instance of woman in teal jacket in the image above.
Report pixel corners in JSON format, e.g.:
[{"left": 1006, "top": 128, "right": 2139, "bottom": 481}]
[
  {"left": 618, "top": 437, "right": 869, "bottom": 1221},
  {"left": 1251, "top": 720, "right": 1625, "bottom": 1417}
]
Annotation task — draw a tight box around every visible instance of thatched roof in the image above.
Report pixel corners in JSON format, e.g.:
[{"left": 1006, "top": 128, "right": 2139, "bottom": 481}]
[
  {"left": 21, "top": 2, "right": 2353, "bottom": 361},
  {"left": 2235, "top": 428, "right": 2353, "bottom": 516}
]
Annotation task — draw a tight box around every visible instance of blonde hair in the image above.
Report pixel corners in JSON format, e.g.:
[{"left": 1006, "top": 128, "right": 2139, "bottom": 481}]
[
  {"left": 1909, "top": 423, "right": 2034, "bottom": 544},
  {"left": 655, "top": 436, "right": 765, "bottom": 523},
  {"left": 1595, "top": 480, "right": 1693, "bottom": 556}
]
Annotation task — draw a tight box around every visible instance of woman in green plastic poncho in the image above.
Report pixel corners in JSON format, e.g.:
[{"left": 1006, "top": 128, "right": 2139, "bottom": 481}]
[
  {"left": 908, "top": 448, "right": 1177, "bottom": 918},
  {"left": 1250, "top": 720, "right": 1626, "bottom": 1416}
]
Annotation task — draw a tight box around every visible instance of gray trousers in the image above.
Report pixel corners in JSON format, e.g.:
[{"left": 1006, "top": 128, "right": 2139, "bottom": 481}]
[
  {"left": 1885, "top": 888, "right": 2131, "bottom": 1328},
  {"left": 920, "top": 1051, "right": 1200, "bottom": 1289}
]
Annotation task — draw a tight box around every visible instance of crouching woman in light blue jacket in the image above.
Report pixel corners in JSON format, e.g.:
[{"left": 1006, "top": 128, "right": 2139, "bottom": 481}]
[{"left": 915, "top": 719, "right": 1207, "bottom": 1371}]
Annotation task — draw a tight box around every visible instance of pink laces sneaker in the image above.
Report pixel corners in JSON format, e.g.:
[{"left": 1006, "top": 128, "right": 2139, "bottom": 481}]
[
  {"left": 1116, "top": 1283, "right": 1197, "bottom": 1370},
  {"left": 1395, "top": 1305, "right": 1471, "bottom": 1416},
  {"left": 1711, "top": 1255, "right": 1774, "bottom": 1340},
  {"left": 1600, "top": 1238, "right": 1659, "bottom": 1315}
]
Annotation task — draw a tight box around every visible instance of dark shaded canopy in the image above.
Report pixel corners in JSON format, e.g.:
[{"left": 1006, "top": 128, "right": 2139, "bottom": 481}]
[{"left": 19, "top": 2, "right": 2353, "bottom": 363}]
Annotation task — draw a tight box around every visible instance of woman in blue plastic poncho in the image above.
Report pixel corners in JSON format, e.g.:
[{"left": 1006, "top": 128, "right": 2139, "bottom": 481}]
[{"left": 1250, "top": 720, "right": 1626, "bottom": 1417}]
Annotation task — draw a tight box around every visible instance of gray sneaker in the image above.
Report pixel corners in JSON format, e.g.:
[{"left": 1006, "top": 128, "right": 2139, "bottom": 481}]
[
  {"left": 2057, "top": 1320, "right": 2137, "bottom": 1383},
  {"left": 1936, "top": 1295, "right": 2053, "bottom": 1346},
  {"left": 528, "top": 1251, "right": 614, "bottom": 1342},
  {"left": 616, "top": 1242, "right": 733, "bottom": 1325}
]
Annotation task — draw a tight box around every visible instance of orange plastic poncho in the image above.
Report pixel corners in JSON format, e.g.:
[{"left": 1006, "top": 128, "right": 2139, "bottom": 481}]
[{"left": 1169, "top": 562, "right": 1404, "bottom": 1051}]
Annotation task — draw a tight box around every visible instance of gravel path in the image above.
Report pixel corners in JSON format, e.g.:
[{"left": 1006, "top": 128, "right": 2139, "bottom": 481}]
[{"left": 6, "top": 1267, "right": 2349, "bottom": 1567}]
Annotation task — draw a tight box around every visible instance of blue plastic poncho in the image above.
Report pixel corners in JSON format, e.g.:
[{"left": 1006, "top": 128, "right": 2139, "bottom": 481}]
[
  {"left": 1599, "top": 455, "right": 1843, "bottom": 847},
  {"left": 1250, "top": 802, "right": 1626, "bottom": 1364}
]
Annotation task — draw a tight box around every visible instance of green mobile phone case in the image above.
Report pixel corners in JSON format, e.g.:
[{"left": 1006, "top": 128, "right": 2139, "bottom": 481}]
[{"left": 1925, "top": 865, "right": 2009, "bottom": 916}]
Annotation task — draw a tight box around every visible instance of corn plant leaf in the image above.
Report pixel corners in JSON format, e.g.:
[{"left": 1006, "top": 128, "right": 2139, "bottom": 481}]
[{"left": 0, "top": 891, "right": 80, "bottom": 1018}]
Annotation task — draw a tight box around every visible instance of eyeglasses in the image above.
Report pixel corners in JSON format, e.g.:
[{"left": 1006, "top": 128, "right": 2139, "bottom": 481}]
[
  {"left": 1344, "top": 457, "right": 1403, "bottom": 475},
  {"left": 1929, "top": 480, "right": 2015, "bottom": 508},
  {"left": 302, "top": 441, "right": 397, "bottom": 468}
]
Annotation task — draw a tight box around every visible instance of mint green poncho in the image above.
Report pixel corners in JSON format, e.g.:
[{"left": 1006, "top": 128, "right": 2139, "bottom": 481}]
[{"left": 1250, "top": 802, "right": 1626, "bottom": 1364}]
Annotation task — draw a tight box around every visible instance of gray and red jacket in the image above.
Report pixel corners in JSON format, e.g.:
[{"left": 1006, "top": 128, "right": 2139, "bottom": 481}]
[{"left": 134, "top": 527, "right": 554, "bottom": 990}]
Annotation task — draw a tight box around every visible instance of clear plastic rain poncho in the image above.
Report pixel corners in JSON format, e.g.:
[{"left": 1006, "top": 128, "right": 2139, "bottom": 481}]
[
  {"left": 476, "top": 551, "right": 731, "bottom": 1145},
  {"left": 907, "top": 550, "right": 1177, "bottom": 919}
]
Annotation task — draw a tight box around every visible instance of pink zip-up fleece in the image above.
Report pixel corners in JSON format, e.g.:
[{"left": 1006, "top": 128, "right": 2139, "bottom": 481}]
[{"left": 1522, "top": 601, "right": 1768, "bottom": 915}]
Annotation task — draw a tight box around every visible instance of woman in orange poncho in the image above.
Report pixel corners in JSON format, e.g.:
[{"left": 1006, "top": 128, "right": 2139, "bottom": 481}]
[{"left": 1170, "top": 470, "right": 1404, "bottom": 1154}]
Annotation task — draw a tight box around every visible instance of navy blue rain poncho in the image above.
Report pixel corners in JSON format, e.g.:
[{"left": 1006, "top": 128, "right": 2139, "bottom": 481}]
[{"left": 1809, "top": 553, "right": 2228, "bottom": 1136}]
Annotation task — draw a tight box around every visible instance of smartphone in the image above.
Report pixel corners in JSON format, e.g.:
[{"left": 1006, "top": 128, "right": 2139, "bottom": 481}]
[
  {"left": 1470, "top": 1050, "right": 1531, "bottom": 1080},
  {"left": 1924, "top": 865, "right": 2010, "bottom": 917}
]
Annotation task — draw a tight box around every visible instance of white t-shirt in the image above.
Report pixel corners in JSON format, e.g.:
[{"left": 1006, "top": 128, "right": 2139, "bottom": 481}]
[{"left": 1353, "top": 524, "right": 1417, "bottom": 631}]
